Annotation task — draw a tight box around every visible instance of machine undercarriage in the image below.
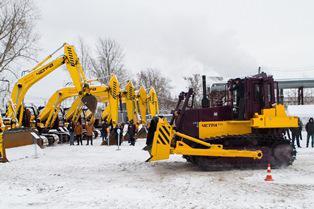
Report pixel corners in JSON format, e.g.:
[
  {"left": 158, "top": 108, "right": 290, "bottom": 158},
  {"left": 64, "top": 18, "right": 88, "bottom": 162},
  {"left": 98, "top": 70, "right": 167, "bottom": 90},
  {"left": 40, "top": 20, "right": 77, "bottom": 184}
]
[{"left": 183, "top": 132, "right": 295, "bottom": 170}]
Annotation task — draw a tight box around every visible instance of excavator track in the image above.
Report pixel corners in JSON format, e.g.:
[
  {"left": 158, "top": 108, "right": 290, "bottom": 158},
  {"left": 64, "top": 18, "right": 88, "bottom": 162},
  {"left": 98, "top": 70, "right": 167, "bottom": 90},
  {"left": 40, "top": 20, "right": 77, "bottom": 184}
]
[{"left": 183, "top": 133, "right": 296, "bottom": 171}]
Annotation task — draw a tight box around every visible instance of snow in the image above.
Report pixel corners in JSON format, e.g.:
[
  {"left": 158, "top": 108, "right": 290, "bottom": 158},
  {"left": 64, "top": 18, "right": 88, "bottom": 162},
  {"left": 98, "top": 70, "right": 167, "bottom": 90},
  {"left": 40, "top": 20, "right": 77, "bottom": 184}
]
[
  {"left": 1, "top": 137, "right": 314, "bottom": 209},
  {"left": 287, "top": 105, "right": 314, "bottom": 123}
]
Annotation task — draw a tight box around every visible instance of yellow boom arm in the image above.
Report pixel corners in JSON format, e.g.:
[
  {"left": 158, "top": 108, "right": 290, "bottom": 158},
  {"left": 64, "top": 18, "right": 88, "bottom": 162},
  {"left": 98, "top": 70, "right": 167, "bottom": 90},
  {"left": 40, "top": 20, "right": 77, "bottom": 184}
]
[
  {"left": 123, "top": 80, "right": 138, "bottom": 123},
  {"left": 137, "top": 86, "right": 148, "bottom": 125},
  {"left": 38, "top": 86, "right": 78, "bottom": 127},
  {"left": 66, "top": 75, "right": 120, "bottom": 126},
  {"left": 6, "top": 43, "right": 95, "bottom": 127},
  {"left": 148, "top": 87, "right": 159, "bottom": 117},
  {"left": 136, "top": 86, "right": 159, "bottom": 125}
]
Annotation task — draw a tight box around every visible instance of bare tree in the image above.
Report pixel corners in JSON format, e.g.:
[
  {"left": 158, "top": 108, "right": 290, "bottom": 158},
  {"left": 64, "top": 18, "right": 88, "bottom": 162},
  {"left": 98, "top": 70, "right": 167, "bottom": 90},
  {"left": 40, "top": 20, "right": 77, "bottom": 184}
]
[
  {"left": 87, "top": 38, "right": 128, "bottom": 84},
  {"left": 184, "top": 74, "right": 202, "bottom": 107},
  {"left": 0, "top": 0, "right": 39, "bottom": 108},
  {"left": 77, "top": 38, "right": 92, "bottom": 74},
  {"left": 135, "top": 68, "right": 175, "bottom": 112},
  {"left": 0, "top": 0, "right": 39, "bottom": 76}
]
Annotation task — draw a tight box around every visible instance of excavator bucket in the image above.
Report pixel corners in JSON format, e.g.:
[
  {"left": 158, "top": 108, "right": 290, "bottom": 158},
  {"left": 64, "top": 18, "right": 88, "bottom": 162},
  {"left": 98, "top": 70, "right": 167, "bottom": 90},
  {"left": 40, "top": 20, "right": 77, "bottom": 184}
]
[
  {"left": 81, "top": 94, "right": 97, "bottom": 114},
  {"left": 146, "top": 118, "right": 173, "bottom": 162}
]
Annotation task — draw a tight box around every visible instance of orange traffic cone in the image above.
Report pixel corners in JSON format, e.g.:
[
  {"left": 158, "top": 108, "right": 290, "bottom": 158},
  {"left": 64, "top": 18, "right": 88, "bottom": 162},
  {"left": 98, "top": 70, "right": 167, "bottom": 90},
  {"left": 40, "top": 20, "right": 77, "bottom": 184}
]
[{"left": 264, "top": 163, "right": 273, "bottom": 181}]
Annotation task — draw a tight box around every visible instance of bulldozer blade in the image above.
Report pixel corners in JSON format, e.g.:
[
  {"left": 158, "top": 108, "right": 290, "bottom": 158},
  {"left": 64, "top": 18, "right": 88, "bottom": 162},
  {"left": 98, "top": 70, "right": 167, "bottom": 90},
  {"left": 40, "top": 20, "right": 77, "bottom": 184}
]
[
  {"left": 82, "top": 94, "right": 97, "bottom": 114},
  {"left": 3, "top": 128, "right": 44, "bottom": 149},
  {"left": 0, "top": 133, "right": 8, "bottom": 163},
  {"left": 149, "top": 118, "right": 172, "bottom": 161}
]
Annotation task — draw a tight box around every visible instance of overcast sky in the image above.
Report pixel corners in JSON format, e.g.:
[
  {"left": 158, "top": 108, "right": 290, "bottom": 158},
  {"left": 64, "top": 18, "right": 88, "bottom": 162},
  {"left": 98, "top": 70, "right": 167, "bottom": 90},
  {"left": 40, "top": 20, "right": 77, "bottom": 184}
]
[{"left": 25, "top": 0, "right": 314, "bottom": 104}]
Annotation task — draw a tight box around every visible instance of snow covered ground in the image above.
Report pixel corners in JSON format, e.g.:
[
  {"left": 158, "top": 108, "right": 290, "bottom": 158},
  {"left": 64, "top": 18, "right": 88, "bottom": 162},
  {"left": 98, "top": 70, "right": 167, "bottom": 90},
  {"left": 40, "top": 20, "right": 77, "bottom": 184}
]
[{"left": 1, "top": 137, "right": 314, "bottom": 209}]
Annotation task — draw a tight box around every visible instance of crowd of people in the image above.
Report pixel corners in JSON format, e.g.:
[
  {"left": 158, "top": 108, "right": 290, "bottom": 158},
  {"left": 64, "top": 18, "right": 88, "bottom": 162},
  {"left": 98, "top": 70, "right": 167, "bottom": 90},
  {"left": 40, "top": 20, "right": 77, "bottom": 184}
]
[
  {"left": 285, "top": 117, "right": 314, "bottom": 148},
  {"left": 67, "top": 119, "right": 138, "bottom": 146}
]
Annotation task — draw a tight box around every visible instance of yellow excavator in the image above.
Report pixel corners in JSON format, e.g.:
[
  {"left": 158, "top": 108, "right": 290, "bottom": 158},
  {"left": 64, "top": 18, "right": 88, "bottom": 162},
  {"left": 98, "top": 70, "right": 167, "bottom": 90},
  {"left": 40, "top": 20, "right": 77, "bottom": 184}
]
[
  {"left": 134, "top": 86, "right": 159, "bottom": 125},
  {"left": 38, "top": 75, "right": 120, "bottom": 129},
  {"left": 0, "top": 43, "right": 97, "bottom": 162},
  {"left": 36, "top": 75, "right": 120, "bottom": 144},
  {"left": 65, "top": 75, "right": 121, "bottom": 126},
  {"left": 67, "top": 81, "right": 159, "bottom": 127},
  {"left": 65, "top": 81, "right": 160, "bottom": 145}
]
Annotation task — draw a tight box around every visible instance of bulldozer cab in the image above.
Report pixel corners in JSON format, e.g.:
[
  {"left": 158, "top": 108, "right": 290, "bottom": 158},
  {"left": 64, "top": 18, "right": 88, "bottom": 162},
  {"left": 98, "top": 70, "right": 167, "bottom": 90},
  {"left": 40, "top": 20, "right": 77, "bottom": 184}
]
[{"left": 227, "top": 73, "right": 276, "bottom": 120}]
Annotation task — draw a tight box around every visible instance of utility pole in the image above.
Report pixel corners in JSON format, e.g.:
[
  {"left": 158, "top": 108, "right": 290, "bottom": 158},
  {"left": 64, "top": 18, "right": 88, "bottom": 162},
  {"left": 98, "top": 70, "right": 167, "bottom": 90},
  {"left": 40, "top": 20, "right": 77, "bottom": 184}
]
[{"left": 258, "top": 66, "right": 261, "bottom": 74}]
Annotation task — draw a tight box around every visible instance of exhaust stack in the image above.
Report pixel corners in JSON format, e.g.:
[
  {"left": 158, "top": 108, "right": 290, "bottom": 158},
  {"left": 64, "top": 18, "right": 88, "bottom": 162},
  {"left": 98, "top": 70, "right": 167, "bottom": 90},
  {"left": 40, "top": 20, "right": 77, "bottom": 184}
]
[{"left": 201, "top": 75, "right": 210, "bottom": 108}]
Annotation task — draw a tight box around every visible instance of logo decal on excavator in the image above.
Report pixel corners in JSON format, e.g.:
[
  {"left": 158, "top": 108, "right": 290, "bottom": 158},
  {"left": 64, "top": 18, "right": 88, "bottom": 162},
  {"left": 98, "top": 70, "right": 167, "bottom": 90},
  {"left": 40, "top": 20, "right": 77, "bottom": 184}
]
[
  {"left": 201, "top": 123, "right": 222, "bottom": 128},
  {"left": 36, "top": 63, "right": 53, "bottom": 75}
]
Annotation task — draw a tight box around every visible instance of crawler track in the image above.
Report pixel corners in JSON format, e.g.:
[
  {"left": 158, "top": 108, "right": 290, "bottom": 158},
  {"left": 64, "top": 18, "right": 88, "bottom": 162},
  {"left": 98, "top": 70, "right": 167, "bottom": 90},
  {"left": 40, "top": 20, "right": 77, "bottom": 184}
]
[{"left": 183, "top": 133, "right": 296, "bottom": 171}]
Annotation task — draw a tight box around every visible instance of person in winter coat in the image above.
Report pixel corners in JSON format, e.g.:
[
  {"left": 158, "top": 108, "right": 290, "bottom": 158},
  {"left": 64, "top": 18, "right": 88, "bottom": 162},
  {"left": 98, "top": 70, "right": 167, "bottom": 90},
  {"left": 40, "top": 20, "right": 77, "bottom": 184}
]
[
  {"left": 68, "top": 121, "right": 75, "bottom": 145},
  {"left": 86, "top": 120, "right": 94, "bottom": 145},
  {"left": 298, "top": 118, "right": 303, "bottom": 141},
  {"left": 74, "top": 121, "right": 83, "bottom": 145},
  {"left": 23, "top": 108, "right": 31, "bottom": 127},
  {"left": 128, "top": 120, "right": 137, "bottom": 146},
  {"left": 290, "top": 118, "right": 303, "bottom": 148},
  {"left": 305, "top": 118, "right": 314, "bottom": 148},
  {"left": 101, "top": 121, "right": 108, "bottom": 143}
]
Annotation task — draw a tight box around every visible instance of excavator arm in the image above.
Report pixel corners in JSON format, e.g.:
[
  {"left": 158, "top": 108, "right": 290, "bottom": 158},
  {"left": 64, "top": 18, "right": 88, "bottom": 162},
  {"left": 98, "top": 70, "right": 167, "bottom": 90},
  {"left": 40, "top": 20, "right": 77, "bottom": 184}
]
[
  {"left": 66, "top": 75, "right": 120, "bottom": 126},
  {"left": 137, "top": 86, "right": 148, "bottom": 125},
  {"left": 135, "top": 86, "right": 160, "bottom": 125},
  {"left": 123, "top": 80, "right": 138, "bottom": 123},
  {"left": 40, "top": 85, "right": 109, "bottom": 129},
  {"left": 65, "top": 98, "right": 83, "bottom": 123},
  {"left": 38, "top": 86, "right": 78, "bottom": 127},
  {"left": 101, "top": 80, "right": 143, "bottom": 125},
  {"left": 6, "top": 43, "right": 97, "bottom": 127}
]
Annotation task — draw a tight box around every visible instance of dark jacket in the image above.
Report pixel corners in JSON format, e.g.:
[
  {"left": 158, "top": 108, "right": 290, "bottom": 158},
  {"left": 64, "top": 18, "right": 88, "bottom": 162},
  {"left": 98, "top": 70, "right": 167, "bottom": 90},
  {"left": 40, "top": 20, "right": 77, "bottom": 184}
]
[
  {"left": 290, "top": 127, "right": 299, "bottom": 137},
  {"left": 101, "top": 122, "right": 108, "bottom": 137},
  {"left": 128, "top": 123, "right": 136, "bottom": 137},
  {"left": 68, "top": 122, "right": 74, "bottom": 132},
  {"left": 305, "top": 120, "right": 314, "bottom": 135}
]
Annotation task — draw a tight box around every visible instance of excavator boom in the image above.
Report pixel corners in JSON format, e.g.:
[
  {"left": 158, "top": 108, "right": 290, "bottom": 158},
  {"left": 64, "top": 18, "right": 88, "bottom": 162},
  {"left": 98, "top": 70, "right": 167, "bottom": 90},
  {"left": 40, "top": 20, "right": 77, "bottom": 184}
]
[
  {"left": 6, "top": 43, "right": 97, "bottom": 127},
  {"left": 1, "top": 43, "right": 98, "bottom": 162},
  {"left": 66, "top": 75, "right": 120, "bottom": 126}
]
